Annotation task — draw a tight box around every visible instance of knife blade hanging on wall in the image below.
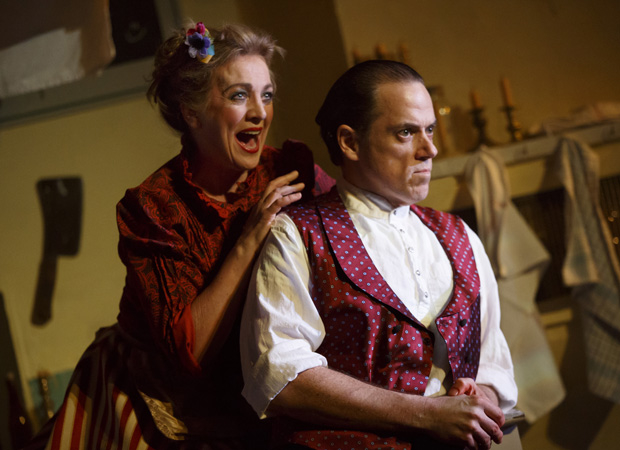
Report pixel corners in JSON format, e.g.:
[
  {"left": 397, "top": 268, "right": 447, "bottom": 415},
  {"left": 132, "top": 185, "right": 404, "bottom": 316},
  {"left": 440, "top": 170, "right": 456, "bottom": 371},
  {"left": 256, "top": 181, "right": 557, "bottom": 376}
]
[{"left": 32, "top": 177, "right": 82, "bottom": 325}]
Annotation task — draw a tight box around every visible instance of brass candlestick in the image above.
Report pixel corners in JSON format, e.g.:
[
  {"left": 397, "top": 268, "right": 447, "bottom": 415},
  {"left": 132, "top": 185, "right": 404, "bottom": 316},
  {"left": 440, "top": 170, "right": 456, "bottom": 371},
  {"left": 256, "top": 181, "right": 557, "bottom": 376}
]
[
  {"left": 500, "top": 77, "right": 523, "bottom": 142},
  {"left": 503, "top": 105, "right": 523, "bottom": 142},
  {"left": 469, "top": 106, "right": 496, "bottom": 151}
]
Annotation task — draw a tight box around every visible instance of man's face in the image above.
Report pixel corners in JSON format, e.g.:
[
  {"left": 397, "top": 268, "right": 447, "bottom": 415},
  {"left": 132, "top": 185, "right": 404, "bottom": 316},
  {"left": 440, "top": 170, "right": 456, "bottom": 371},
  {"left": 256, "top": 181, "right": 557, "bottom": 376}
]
[{"left": 344, "top": 81, "right": 437, "bottom": 207}]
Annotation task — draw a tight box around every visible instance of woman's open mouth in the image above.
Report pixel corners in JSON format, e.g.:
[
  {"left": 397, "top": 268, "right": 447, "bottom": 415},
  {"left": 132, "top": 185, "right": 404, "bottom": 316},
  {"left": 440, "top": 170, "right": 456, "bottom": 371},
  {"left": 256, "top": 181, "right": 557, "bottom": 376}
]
[{"left": 236, "top": 128, "right": 262, "bottom": 154}]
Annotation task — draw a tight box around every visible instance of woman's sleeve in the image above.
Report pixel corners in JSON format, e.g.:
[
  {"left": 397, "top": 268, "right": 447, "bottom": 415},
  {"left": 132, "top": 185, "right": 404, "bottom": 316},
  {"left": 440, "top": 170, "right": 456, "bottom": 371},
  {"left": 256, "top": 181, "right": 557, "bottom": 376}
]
[
  {"left": 117, "top": 187, "right": 204, "bottom": 375},
  {"left": 275, "top": 140, "right": 336, "bottom": 198}
]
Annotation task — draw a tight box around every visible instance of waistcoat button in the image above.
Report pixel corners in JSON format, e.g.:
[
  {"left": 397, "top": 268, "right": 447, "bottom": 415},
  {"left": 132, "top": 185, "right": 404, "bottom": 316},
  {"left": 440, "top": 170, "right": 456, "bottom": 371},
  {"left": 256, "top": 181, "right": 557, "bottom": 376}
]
[
  {"left": 459, "top": 319, "right": 468, "bottom": 327},
  {"left": 392, "top": 325, "right": 402, "bottom": 335}
]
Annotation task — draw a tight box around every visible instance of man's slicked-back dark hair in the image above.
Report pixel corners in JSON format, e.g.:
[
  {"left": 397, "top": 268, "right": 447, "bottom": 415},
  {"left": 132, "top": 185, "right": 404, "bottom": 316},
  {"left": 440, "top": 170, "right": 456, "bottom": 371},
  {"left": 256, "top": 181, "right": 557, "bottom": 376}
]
[{"left": 315, "top": 60, "right": 425, "bottom": 166}]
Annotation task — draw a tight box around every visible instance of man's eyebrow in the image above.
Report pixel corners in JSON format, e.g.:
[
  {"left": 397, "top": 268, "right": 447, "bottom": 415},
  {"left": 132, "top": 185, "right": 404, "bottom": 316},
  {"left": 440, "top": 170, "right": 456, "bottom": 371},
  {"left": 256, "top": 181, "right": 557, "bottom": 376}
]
[
  {"left": 394, "top": 122, "right": 422, "bottom": 130},
  {"left": 406, "top": 120, "right": 438, "bottom": 130}
]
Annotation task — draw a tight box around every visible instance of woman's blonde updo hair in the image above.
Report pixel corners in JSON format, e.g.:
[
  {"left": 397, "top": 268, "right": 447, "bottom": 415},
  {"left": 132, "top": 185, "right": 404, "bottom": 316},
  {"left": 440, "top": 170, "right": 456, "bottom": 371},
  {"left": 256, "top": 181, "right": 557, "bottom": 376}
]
[{"left": 147, "top": 23, "right": 283, "bottom": 134}]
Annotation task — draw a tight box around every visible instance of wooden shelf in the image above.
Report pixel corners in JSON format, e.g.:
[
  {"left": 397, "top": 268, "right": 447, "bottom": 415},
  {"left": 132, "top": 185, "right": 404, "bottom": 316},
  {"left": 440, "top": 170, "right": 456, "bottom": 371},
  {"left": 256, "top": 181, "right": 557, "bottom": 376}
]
[{"left": 432, "top": 120, "right": 620, "bottom": 180}]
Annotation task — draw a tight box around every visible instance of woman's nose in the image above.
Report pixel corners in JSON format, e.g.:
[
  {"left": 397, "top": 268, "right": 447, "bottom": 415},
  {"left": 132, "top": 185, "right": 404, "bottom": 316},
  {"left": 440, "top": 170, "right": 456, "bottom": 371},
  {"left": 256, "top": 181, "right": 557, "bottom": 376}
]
[{"left": 247, "top": 95, "right": 267, "bottom": 122}]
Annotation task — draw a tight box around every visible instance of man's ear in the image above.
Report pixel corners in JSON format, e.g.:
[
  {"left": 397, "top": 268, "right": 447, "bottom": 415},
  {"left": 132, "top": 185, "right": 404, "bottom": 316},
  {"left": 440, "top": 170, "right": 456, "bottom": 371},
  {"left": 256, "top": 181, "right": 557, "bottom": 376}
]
[
  {"left": 180, "top": 104, "right": 200, "bottom": 129},
  {"left": 337, "top": 125, "right": 360, "bottom": 162}
]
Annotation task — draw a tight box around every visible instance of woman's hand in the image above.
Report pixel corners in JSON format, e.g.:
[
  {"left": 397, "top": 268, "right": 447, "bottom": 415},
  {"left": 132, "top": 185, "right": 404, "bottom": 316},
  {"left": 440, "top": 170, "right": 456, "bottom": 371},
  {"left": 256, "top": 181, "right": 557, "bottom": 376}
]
[{"left": 240, "top": 170, "right": 305, "bottom": 251}]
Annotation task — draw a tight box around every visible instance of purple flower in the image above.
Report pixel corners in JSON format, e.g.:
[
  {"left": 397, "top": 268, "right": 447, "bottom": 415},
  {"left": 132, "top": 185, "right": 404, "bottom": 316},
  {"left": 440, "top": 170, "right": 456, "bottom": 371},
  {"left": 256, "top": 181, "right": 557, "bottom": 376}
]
[{"left": 185, "top": 22, "right": 215, "bottom": 62}]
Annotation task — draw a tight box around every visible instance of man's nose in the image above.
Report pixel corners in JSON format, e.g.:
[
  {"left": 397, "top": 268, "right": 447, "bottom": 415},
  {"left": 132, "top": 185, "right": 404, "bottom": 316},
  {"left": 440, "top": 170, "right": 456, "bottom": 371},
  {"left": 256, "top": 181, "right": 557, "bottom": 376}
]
[{"left": 416, "top": 133, "right": 438, "bottom": 160}]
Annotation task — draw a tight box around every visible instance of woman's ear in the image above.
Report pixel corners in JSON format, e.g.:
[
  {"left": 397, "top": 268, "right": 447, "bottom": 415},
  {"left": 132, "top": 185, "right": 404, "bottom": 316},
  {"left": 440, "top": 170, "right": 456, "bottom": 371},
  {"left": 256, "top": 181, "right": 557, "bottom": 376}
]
[
  {"left": 180, "top": 104, "right": 200, "bottom": 129},
  {"left": 337, "top": 125, "right": 360, "bottom": 162}
]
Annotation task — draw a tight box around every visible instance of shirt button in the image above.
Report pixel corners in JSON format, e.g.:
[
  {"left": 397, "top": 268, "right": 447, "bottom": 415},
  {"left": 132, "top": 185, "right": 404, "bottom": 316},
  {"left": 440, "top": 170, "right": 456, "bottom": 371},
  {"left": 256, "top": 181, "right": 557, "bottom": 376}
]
[
  {"left": 407, "top": 247, "right": 414, "bottom": 253},
  {"left": 399, "top": 228, "right": 405, "bottom": 233},
  {"left": 424, "top": 292, "right": 429, "bottom": 298},
  {"left": 415, "top": 270, "right": 421, "bottom": 276}
]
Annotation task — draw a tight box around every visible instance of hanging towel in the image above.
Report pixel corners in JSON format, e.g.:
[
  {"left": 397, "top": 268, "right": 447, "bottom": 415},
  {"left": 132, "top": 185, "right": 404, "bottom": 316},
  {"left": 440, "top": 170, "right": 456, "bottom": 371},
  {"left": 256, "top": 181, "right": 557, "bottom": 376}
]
[
  {"left": 553, "top": 137, "right": 620, "bottom": 403},
  {"left": 464, "top": 148, "right": 565, "bottom": 422}
]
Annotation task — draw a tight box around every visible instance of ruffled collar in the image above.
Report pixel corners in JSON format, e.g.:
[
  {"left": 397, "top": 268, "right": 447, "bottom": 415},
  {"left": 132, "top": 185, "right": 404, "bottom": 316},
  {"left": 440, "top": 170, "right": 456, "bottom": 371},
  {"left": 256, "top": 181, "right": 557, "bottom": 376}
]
[{"left": 177, "top": 145, "right": 262, "bottom": 219}]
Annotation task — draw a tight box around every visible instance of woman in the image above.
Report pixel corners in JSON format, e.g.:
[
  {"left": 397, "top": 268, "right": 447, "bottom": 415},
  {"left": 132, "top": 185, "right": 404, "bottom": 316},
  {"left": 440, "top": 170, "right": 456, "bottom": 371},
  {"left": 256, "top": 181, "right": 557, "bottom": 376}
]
[{"left": 27, "top": 22, "right": 333, "bottom": 449}]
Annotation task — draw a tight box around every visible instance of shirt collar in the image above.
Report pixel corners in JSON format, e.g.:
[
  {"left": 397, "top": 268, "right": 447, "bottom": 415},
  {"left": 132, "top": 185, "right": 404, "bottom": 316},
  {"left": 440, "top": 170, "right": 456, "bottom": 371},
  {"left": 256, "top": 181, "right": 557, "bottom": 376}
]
[{"left": 337, "top": 178, "right": 411, "bottom": 219}]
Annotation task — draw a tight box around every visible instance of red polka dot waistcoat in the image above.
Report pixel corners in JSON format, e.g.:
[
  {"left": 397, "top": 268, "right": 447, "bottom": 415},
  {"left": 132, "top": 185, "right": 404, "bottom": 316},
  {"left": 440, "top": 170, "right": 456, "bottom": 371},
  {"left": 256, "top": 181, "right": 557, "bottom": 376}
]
[{"left": 282, "top": 188, "right": 482, "bottom": 449}]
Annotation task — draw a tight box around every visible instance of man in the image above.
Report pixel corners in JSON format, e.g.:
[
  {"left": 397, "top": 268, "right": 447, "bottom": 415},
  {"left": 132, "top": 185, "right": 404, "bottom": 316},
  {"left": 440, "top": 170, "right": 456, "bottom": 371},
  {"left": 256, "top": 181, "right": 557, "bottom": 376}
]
[{"left": 240, "top": 60, "right": 518, "bottom": 450}]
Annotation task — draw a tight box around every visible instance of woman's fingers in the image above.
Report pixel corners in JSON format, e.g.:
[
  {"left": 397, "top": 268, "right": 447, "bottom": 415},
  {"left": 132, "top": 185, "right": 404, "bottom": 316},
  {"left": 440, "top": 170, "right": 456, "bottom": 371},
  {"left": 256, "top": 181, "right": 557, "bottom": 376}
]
[
  {"left": 243, "top": 171, "right": 305, "bottom": 242},
  {"left": 263, "top": 182, "right": 305, "bottom": 211},
  {"left": 268, "top": 170, "right": 300, "bottom": 190}
]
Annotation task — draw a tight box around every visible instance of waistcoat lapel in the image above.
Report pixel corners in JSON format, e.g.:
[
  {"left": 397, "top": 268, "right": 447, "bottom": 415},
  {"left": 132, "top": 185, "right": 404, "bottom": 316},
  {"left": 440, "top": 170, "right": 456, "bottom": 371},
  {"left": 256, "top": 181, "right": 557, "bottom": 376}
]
[
  {"left": 316, "top": 190, "right": 420, "bottom": 324},
  {"left": 412, "top": 204, "right": 481, "bottom": 314}
]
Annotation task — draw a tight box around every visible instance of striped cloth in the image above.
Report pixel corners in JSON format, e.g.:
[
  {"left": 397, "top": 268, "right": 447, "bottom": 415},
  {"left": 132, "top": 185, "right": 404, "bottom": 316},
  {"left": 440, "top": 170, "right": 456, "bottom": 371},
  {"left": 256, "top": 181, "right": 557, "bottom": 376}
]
[{"left": 24, "top": 325, "right": 252, "bottom": 450}]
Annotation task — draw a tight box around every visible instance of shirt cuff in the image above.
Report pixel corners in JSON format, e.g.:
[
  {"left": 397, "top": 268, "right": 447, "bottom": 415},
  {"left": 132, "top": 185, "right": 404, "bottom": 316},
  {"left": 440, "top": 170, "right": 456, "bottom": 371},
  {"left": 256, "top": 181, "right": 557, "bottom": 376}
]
[{"left": 242, "top": 340, "right": 327, "bottom": 418}]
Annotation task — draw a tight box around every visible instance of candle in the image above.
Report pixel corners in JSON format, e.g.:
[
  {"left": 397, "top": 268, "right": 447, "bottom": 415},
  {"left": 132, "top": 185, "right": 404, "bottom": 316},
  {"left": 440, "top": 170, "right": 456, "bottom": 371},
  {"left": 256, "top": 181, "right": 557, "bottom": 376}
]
[
  {"left": 470, "top": 89, "right": 482, "bottom": 109},
  {"left": 500, "top": 77, "right": 514, "bottom": 107}
]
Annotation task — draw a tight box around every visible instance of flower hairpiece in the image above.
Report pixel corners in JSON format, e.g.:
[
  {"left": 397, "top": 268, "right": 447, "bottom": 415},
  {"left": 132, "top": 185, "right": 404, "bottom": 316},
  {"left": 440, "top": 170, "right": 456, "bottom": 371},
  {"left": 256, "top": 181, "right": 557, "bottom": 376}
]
[{"left": 185, "top": 22, "right": 215, "bottom": 63}]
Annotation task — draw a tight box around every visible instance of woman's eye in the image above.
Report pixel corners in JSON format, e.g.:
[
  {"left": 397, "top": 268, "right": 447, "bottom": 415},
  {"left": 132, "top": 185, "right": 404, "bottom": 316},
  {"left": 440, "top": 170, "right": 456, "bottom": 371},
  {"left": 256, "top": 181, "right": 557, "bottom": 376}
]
[
  {"left": 230, "top": 91, "right": 248, "bottom": 101},
  {"left": 262, "top": 91, "right": 274, "bottom": 103}
]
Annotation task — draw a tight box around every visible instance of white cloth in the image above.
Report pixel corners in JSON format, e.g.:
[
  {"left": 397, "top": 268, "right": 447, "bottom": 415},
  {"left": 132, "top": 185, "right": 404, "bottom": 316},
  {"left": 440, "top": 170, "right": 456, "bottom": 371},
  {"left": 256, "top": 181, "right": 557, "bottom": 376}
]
[
  {"left": 554, "top": 137, "right": 620, "bottom": 403},
  {"left": 464, "top": 148, "right": 565, "bottom": 422},
  {"left": 0, "top": 0, "right": 115, "bottom": 98},
  {"left": 240, "top": 180, "right": 517, "bottom": 418}
]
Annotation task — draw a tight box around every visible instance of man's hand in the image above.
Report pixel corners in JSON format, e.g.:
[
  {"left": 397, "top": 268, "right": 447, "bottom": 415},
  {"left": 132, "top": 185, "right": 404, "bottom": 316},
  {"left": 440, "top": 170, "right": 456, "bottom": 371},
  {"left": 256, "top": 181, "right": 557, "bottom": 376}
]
[
  {"left": 448, "top": 377, "right": 480, "bottom": 397},
  {"left": 427, "top": 377, "right": 504, "bottom": 449},
  {"left": 270, "top": 368, "right": 506, "bottom": 450},
  {"left": 448, "top": 378, "right": 501, "bottom": 407}
]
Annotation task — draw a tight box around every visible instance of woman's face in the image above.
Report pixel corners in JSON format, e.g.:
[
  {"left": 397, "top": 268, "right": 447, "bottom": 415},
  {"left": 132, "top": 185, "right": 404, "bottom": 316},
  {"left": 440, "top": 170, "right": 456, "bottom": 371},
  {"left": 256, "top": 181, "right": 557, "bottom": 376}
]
[{"left": 187, "top": 54, "right": 274, "bottom": 177}]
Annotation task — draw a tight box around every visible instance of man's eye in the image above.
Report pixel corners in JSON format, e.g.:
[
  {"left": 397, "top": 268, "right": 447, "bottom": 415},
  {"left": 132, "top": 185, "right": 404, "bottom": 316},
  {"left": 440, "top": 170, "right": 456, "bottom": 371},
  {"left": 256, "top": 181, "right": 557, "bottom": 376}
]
[
  {"left": 399, "top": 129, "right": 412, "bottom": 137},
  {"left": 427, "top": 125, "right": 435, "bottom": 134}
]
